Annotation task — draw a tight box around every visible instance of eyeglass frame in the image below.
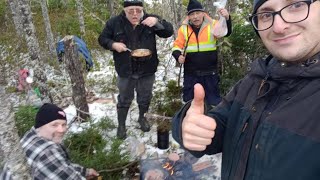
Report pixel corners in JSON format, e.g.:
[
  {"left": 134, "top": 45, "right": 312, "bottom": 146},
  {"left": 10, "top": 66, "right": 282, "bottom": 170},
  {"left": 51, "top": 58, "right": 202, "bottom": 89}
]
[
  {"left": 125, "top": 8, "right": 143, "bottom": 15},
  {"left": 249, "top": 0, "right": 317, "bottom": 31}
]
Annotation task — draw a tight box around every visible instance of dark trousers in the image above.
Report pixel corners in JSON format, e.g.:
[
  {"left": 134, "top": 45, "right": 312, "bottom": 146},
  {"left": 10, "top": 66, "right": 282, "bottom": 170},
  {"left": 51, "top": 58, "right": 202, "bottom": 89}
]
[
  {"left": 183, "top": 73, "right": 221, "bottom": 106},
  {"left": 117, "top": 74, "right": 155, "bottom": 109}
]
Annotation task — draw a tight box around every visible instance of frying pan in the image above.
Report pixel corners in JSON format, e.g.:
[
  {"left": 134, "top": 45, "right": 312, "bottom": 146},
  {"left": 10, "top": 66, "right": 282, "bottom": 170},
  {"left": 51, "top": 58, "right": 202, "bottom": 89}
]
[{"left": 126, "top": 48, "right": 152, "bottom": 58}]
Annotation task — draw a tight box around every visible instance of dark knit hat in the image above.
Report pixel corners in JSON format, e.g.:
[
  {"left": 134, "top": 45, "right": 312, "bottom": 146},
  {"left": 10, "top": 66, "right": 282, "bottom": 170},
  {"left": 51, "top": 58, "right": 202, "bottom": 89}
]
[
  {"left": 253, "top": 0, "right": 267, "bottom": 13},
  {"left": 123, "top": 0, "right": 143, "bottom": 7},
  {"left": 35, "top": 103, "right": 67, "bottom": 128},
  {"left": 187, "top": 0, "right": 204, "bottom": 15}
]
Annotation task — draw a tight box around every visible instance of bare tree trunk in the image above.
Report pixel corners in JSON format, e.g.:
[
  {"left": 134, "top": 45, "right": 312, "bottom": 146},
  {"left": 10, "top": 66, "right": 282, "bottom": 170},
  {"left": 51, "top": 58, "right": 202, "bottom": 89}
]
[
  {"left": 176, "top": 0, "right": 183, "bottom": 25},
  {"left": 61, "top": 0, "right": 67, "bottom": 7},
  {"left": 76, "top": 0, "right": 85, "bottom": 37},
  {"left": 8, "top": 0, "right": 24, "bottom": 37},
  {"left": 0, "top": 63, "right": 6, "bottom": 85},
  {"left": 63, "top": 36, "right": 89, "bottom": 122},
  {"left": 90, "top": 0, "right": 97, "bottom": 8},
  {"left": 227, "top": 0, "right": 236, "bottom": 13},
  {"left": 17, "top": 0, "right": 51, "bottom": 103},
  {"left": 168, "top": 0, "right": 183, "bottom": 37},
  {"left": 169, "top": 0, "right": 178, "bottom": 37},
  {"left": 40, "top": 0, "right": 55, "bottom": 55},
  {"left": 204, "top": 0, "right": 216, "bottom": 17},
  {"left": 0, "top": 87, "right": 32, "bottom": 180},
  {"left": 107, "top": 0, "right": 114, "bottom": 17}
]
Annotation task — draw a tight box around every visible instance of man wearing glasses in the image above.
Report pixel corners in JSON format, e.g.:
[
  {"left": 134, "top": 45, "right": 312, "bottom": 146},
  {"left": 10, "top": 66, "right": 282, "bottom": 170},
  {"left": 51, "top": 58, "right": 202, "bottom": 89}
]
[
  {"left": 98, "top": 0, "right": 173, "bottom": 139},
  {"left": 172, "top": 0, "right": 232, "bottom": 107},
  {"left": 172, "top": 0, "right": 320, "bottom": 179}
]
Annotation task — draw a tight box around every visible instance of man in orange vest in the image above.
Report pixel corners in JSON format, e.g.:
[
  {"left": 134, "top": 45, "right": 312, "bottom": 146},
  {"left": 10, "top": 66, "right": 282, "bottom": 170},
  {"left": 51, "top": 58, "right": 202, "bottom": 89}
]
[{"left": 172, "top": 0, "right": 232, "bottom": 106}]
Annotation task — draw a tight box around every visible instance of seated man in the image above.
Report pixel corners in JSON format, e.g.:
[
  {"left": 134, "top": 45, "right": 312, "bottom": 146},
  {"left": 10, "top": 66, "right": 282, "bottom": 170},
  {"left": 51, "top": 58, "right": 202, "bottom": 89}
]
[{"left": 20, "top": 103, "right": 99, "bottom": 180}]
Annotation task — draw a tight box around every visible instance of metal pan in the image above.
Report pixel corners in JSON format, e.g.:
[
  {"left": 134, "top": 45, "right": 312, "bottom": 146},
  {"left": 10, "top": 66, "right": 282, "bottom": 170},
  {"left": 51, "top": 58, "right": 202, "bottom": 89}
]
[{"left": 127, "top": 48, "right": 152, "bottom": 58}]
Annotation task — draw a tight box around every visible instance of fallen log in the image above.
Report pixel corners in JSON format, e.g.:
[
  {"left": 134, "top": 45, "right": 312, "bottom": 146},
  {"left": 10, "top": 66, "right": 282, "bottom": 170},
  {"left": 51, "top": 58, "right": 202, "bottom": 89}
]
[{"left": 144, "top": 113, "right": 171, "bottom": 121}]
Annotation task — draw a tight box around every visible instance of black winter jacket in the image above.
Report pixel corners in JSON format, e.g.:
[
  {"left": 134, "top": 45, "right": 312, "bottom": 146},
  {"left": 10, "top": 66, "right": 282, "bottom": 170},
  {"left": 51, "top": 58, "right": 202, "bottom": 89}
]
[
  {"left": 172, "top": 53, "right": 320, "bottom": 180},
  {"left": 98, "top": 11, "right": 173, "bottom": 77}
]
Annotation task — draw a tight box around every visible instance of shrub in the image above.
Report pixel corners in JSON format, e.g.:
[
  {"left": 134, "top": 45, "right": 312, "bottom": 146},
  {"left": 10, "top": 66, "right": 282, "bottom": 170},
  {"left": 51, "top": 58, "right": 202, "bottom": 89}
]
[
  {"left": 14, "top": 105, "right": 39, "bottom": 137},
  {"left": 64, "top": 119, "right": 131, "bottom": 179},
  {"left": 152, "top": 80, "right": 182, "bottom": 117}
]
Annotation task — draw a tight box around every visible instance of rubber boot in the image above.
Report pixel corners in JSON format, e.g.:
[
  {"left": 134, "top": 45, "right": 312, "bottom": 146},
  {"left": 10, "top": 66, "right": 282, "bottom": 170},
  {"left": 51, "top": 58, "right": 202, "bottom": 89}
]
[
  {"left": 117, "top": 107, "right": 129, "bottom": 139},
  {"left": 138, "top": 106, "right": 150, "bottom": 132}
]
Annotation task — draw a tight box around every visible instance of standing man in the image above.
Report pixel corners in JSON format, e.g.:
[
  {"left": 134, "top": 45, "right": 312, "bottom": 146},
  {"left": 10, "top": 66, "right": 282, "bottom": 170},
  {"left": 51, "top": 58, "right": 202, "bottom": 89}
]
[
  {"left": 20, "top": 103, "right": 99, "bottom": 180},
  {"left": 172, "top": 0, "right": 320, "bottom": 179},
  {"left": 98, "top": 0, "right": 173, "bottom": 139},
  {"left": 172, "top": 0, "right": 232, "bottom": 106}
]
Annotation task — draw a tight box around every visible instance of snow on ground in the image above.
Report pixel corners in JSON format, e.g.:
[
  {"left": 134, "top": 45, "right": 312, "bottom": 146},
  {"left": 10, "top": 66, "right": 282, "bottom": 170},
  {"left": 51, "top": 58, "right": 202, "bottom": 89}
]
[{"left": 57, "top": 38, "right": 222, "bottom": 178}]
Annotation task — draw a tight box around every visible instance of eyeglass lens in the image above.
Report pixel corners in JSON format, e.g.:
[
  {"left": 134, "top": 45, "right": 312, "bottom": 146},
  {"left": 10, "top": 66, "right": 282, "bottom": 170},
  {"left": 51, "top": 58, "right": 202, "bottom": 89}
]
[
  {"left": 251, "top": 1, "right": 312, "bottom": 31},
  {"left": 127, "top": 9, "right": 142, "bottom": 15}
]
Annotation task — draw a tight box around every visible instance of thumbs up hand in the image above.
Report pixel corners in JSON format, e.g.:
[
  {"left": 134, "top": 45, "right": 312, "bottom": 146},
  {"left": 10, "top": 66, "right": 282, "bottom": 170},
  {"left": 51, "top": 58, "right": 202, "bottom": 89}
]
[{"left": 182, "top": 84, "right": 217, "bottom": 151}]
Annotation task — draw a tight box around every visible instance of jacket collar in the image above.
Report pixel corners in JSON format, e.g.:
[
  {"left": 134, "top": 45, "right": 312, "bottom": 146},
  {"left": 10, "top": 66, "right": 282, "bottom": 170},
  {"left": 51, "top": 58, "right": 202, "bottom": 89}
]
[
  {"left": 181, "top": 13, "right": 214, "bottom": 27},
  {"left": 250, "top": 52, "right": 320, "bottom": 82}
]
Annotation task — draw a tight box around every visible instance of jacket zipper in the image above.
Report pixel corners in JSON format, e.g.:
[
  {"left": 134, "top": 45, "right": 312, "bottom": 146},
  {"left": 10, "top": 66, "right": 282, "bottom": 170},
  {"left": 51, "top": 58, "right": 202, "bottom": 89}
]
[
  {"left": 258, "top": 72, "right": 270, "bottom": 95},
  {"left": 228, "top": 118, "right": 250, "bottom": 179},
  {"left": 196, "top": 36, "right": 199, "bottom": 52}
]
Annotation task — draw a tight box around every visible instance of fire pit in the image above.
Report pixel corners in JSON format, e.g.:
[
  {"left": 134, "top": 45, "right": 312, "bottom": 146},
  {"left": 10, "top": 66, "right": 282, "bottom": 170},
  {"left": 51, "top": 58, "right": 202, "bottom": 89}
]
[{"left": 140, "top": 152, "right": 219, "bottom": 179}]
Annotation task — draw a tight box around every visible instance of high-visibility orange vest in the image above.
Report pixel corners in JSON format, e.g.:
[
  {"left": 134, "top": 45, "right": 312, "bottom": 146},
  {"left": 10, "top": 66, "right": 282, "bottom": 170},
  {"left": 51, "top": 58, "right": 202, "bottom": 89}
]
[{"left": 172, "top": 14, "right": 217, "bottom": 53}]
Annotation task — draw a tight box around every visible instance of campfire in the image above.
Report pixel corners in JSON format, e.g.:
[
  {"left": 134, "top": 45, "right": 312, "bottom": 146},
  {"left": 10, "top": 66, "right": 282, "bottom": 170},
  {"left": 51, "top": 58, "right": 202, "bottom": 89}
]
[
  {"left": 162, "top": 161, "right": 174, "bottom": 175},
  {"left": 140, "top": 152, "right": 218, "bottom": 179}
]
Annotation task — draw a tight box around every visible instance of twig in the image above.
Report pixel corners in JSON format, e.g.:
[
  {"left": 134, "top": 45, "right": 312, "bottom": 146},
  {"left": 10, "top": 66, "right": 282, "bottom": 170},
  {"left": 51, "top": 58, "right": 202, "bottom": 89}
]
[
  {"left": 145, "top": 113, "right": 171, "bottom": 121},
  {"left": 83, "top": 5, "right": 105, "bottom": 25},
  {"left": 74, "top": 106, "right": 90, "bottom": 115},
  {"left": 98, "top": 160, "right": 139, "bottom": 173}
]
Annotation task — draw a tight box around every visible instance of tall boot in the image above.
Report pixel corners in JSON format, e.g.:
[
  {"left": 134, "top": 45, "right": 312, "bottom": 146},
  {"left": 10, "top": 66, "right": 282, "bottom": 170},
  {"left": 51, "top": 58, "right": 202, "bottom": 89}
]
[
  {"left": 138, "top": 105, "right": 150, "bottom": 132},
  {"left": 117, "top": 107, "right": 129, "bottom": 139}
]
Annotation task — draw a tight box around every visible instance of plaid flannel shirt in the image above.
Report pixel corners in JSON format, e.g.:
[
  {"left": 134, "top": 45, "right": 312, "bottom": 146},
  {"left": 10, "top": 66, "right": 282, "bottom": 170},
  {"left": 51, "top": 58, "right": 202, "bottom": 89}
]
[
  {"left": 21, "top": 127, "right": 88, "bottom": 180},
  {"left": 0, "top": 164, "right": 12, "bottom": 180}
]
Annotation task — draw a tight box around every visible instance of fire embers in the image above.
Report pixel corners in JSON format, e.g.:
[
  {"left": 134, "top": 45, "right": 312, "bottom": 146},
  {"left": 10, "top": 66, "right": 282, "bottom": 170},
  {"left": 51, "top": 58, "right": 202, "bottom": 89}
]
[
  {"left": 162, "top": 161, "right": 174, "bottom": 175},
  {"left": 162, "top": 153, "right": 179, "bottom": 176},
  {"left": 140, "top": 152, "right": 218, "bottom": 179}
]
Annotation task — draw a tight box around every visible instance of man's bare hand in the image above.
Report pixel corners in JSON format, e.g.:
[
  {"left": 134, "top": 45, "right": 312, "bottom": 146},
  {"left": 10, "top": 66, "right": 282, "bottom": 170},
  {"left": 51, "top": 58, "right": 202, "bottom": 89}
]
[
  {"left": 112, "top": 42, "right": 128, "bottom": 53},
  {"left": 218, "top": 8, "right": 230, "bottom": 20},
  {"left": 178, "top": 55, "right": 186, "bottom": 64},
  {"left": 141, "top": 17, "right": 158, "bottom": 27},
  {"left": 182, "top": 84, "right": 217, "bottom": 151},
  {"left": 86, "top": 168, "right": 99, "bottom": 179}
]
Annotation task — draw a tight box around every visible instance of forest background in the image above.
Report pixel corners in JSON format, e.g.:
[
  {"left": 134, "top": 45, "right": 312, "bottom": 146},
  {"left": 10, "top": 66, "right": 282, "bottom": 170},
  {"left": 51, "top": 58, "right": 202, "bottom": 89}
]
[{"left": 0, "top": 0, "right": 268, "bottom": 179}]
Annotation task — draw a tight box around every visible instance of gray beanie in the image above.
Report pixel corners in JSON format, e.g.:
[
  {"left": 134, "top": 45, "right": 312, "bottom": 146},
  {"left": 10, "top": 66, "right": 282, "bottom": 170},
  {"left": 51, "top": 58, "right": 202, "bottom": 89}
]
[{"left": 253, "top": 0, "right": 267, "bottom": 13}]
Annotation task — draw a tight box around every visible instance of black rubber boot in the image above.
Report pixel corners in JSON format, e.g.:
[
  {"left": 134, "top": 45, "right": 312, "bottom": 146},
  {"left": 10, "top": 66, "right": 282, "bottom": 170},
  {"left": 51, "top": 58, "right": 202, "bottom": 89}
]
[
  {"left": 117, "top": 107, "right": 129, "bottom": 139},
  {"left": 138, "top": 106, "right": 150, "bottom": 132}
]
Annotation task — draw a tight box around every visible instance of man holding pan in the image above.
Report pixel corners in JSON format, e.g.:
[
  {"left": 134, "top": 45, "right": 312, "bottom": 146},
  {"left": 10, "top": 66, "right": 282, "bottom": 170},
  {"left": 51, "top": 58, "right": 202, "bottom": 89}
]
[
  {"left": 172, "top": 0, "right": 232, "bottom": 106},
  {"left": 98, "top": 0, "right": 173, "bottom": 139}
]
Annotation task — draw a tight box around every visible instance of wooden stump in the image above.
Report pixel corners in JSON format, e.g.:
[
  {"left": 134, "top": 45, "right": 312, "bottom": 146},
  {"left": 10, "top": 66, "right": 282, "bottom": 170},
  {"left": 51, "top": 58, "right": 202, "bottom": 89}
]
[{"left": 63, "top": 35, "right": 89, "bottom": 122}]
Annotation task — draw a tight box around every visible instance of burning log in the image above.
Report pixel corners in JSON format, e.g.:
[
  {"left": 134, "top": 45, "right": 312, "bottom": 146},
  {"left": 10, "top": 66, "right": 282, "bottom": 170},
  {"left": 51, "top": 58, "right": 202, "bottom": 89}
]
[
  {"left": 140, "top": 152, "right": 216, "bottom": 179},
  {"left": 192, "top": 161, "right": 212, "bottom": 172},
  {"left": 144, "top": 169, "right": 165, "bottom": 180}
]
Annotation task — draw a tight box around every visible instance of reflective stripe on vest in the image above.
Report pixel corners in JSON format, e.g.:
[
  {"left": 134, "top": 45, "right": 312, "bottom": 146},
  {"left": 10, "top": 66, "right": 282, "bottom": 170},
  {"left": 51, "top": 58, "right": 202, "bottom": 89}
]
[{"left": 181, "top": 23, "right": 217, "bottom": 53}]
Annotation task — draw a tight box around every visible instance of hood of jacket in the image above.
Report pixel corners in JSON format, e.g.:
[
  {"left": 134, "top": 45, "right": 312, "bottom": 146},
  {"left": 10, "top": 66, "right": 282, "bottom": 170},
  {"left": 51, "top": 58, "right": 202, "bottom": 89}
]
[{"left": 250, "top": 52, "right": 320, "bottom": 83}]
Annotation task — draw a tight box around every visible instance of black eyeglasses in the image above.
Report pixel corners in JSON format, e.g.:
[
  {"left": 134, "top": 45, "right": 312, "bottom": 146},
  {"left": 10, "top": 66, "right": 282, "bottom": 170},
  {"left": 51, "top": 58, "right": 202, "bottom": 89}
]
[{"left": 249, "top": 0, "right": 317, "bottom": 31}]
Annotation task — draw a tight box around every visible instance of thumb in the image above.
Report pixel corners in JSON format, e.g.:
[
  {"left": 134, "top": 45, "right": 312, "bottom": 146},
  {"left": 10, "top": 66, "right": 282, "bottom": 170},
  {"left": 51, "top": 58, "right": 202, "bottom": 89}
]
[{"left": 190, "top": 83, "right": 205, "bottom": 114}]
